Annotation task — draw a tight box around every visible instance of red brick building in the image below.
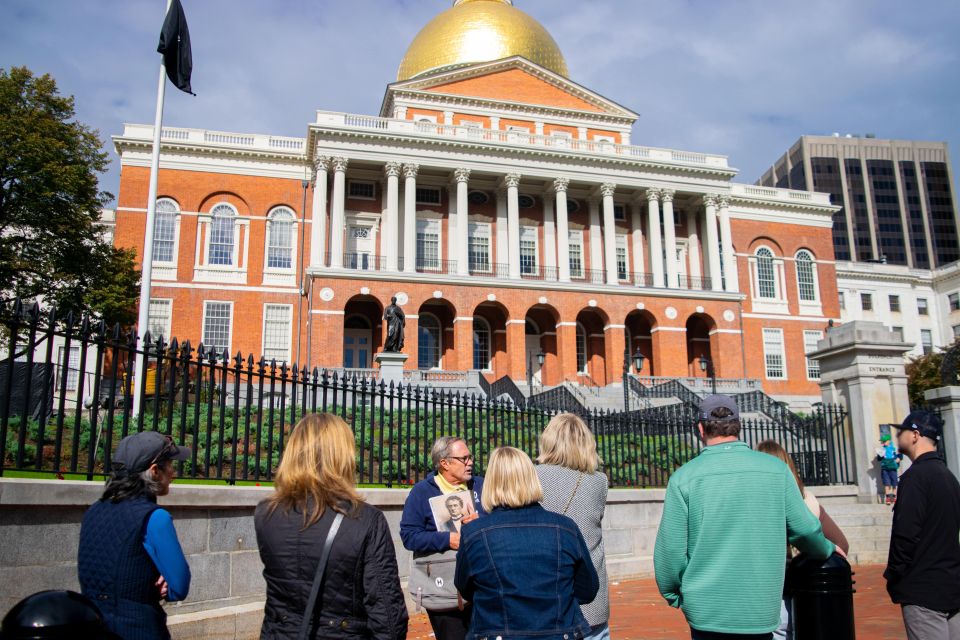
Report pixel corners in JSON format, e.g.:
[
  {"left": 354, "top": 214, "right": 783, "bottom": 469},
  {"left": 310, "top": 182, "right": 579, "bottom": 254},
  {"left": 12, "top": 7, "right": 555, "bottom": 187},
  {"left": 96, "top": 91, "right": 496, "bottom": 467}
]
[{"left": 113, "top": 0, "right": 839, "bottom": 406}]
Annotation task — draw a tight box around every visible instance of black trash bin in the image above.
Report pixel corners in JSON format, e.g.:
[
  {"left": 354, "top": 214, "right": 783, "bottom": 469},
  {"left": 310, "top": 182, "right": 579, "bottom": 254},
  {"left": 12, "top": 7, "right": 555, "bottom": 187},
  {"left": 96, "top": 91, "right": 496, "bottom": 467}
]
[{"left": 787, "top": 552, "right": 856, "bottom": 640}]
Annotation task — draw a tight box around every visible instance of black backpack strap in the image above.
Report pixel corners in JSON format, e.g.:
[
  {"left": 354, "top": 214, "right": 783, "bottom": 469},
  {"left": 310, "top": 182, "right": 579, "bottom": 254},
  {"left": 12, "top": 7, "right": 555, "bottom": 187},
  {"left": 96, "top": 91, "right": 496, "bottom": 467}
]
[{"left": 298, "top": 511, "right": 344, "bottom": 640}]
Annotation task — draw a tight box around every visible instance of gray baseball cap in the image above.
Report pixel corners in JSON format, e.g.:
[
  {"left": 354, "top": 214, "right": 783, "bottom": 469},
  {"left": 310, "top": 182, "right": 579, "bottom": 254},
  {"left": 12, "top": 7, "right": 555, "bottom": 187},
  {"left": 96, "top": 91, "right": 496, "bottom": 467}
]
[
  {"left": 113, "top": 431, "right": 190, "bottom": 474},
  {"left": 699, "top": 394, "right": 740, "bottom": 421}
]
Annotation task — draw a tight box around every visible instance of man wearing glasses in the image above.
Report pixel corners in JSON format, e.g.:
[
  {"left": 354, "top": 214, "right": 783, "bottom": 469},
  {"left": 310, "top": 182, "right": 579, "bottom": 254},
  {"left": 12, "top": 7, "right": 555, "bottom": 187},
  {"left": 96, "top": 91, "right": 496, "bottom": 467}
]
[
  {"left": 401, "top": 436, "right": 485, "bottom": 640},
  {"left": 885, "top": 410, "right": 960, "bottom": 639}
]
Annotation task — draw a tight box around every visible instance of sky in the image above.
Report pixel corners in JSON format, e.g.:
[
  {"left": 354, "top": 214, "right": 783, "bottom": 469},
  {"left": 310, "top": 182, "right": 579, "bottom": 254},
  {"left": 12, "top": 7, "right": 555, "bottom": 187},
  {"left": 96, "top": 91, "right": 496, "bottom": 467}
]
[{"left": 2, "top": 0, "right": 959, "bottom": 202}]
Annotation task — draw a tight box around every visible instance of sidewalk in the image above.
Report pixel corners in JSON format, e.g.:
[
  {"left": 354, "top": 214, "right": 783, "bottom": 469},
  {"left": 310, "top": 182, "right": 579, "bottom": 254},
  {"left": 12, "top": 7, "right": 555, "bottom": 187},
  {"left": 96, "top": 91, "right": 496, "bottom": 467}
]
[{"left": 407, "top": 564, "right": 905, "bottom": 639}]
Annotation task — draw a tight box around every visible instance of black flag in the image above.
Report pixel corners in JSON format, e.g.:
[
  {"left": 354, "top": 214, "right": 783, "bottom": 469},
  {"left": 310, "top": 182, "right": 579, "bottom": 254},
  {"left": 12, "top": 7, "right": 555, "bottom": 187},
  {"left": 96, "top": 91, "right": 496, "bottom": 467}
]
[{"left": 157, "top": 0, "right": 194, "bottom": 95}]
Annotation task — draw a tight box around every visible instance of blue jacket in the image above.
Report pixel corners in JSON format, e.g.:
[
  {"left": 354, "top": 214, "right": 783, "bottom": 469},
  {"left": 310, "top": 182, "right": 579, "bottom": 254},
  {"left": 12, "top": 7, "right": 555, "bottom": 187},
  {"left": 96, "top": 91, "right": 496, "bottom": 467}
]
[
  {"left": 454, "top": 503, "right": 599, "bottom": 640},
  {"left": 400, "top": 472, "right": 485, "bottom": 553}
]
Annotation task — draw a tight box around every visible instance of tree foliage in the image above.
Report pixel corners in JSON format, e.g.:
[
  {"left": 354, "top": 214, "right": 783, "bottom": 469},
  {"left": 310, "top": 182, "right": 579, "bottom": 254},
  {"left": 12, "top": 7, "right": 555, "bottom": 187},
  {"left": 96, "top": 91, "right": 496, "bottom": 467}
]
[
  {"left": 906, "top": 346, "right": 947, "bottom": 408},
  {"left": 0, "top": 66, "right": 139, "bottom": 325}
]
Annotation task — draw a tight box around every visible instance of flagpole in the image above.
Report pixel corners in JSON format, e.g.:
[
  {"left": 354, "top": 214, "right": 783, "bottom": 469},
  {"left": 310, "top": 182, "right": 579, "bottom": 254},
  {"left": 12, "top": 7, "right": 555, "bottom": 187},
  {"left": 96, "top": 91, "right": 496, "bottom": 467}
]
[{"left": 132, "top": 0, "right": 173, "bottom": 421}]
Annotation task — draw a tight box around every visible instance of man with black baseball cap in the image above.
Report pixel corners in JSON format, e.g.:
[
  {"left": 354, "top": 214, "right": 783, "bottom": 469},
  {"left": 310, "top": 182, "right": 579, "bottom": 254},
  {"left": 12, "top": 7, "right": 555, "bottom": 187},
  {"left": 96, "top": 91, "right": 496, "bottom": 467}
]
[
  {"left": 77, "top": 431, "right": 192, "bottom": 640},
  {"left": 885, "top": 410, "right": 960, "bottom": 639}
]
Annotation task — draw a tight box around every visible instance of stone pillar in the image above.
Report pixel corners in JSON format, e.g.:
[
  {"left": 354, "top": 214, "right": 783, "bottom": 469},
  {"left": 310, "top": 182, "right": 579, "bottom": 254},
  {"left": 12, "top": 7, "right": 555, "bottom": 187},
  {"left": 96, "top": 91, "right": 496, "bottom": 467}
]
[
  {"left": 495, "top": 189, "right": 508, "bottom": 272},
  {"left": 402, "top": 163, "right": 418, "bottom": 273},
  {"left": 703, "top": 195, "right": 723, "bottom": 292},
  {"left": 453, "top": 316, "right": 474, "bottom": 370},
  {"left": 809, "top": 321, "right": 913, "bottom": 498},
  {"left": 601, "top": 183, "right": 618, "bottom": 285},
  {"left": 924, "top": 387, "right": 960, "bottom": 480},
  {"left": 309, "top": 157, "right": 330, "bottom": 268},
  {"left": 384, "top": 162, "right": 401, "bottom": 271},
  {"left": 401, "top": 315, "right": 418, "bottom": 370},
  {"left": 506, "top": 319, "right": 526, "bottom": 380},
  {"left": 557, "top": 322, "right": 578, "bottom": 383},
  {"left": 647, "top": 189, "right": 664, "bottom": 288},
  {"left": 554, "top": 178, "right": 571, "bottom": 283},
  {"left": 505, "top": 173, "right": 521, "bottom": 279},
  {"left": 329, "top": 157, "right": 348, "bottom": 269},
  {"left": 604, "top": 324, "right": 626, "bottom": 387},
  {"left": 543, "top": 191, "right": 557, "bottom": 280},
  {"left": 686, "top": 208, "right": 702, "bottom": 280},
  {"left": 588, "top": 198, "right": 603, "bottom": 278},
  {"left": 630, "top": 200, "right": 645, "bottom": 284},
  {"left": 718, "top": 196, "right": 738, "bottom": 292},
  {"left": 455, "top": 168, "right": 471, "bottom": 276},
  {"left": 662, "top": 189, "right": 678, "bottom": 288}
]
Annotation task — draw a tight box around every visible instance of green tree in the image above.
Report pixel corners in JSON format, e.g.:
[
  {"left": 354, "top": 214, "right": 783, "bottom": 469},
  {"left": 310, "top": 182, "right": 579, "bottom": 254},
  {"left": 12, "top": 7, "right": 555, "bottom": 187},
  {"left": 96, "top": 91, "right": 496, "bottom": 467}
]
[
  {"left": 906, "top": 347, "right": 946, "bottom": 408},
  {"left": 0, "top": 66, "right": 139, "bottom": 325}
]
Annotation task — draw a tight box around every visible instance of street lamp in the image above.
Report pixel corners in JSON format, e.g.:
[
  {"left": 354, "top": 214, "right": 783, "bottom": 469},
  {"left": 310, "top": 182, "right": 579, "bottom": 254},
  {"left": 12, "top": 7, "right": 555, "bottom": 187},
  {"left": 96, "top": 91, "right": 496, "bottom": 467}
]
[
  {"left": 536, "top": 351, "right": 546, "bottom": 367},
  {"left": 632, "top": 348, "right": 645, "bottom": 374},
  {"left": 699, "top": 355, "right": 717, "bottom": 395}
]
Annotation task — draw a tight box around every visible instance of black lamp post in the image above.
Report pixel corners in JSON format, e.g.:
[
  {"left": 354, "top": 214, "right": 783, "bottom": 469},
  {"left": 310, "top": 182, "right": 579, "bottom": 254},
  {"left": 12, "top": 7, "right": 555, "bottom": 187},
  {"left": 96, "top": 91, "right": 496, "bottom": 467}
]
[
  {"left": 699, "top": 355, "right": 717, "bottom": 395},
  {"left": 632, "top": 348, "right": 645, "bottom": 374}
]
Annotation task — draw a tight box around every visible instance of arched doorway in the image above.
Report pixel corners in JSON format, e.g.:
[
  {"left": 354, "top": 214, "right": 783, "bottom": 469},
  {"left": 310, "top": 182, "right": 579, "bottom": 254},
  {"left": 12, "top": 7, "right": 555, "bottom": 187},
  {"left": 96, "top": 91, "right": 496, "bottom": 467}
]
[
  {"left": 473, "top": 301, "right": 509, "bottom": 377},
  {"left": 685, "top": 313, "right": 716, "bottom": 377},
  {"left": 575, "top": 307, "right": 609, "bottom": 386},
  {"left": 625, "top": 310, "right": 656, "bottom": 376},
  {"left": 524, "top": 304, "right": 560, "bottom": 386},
  {"left": 342, "top": 295, "right": 383, "bottom": 369},
  {"left": 418, "top": 298, "right": 456, "bottom": 370}
]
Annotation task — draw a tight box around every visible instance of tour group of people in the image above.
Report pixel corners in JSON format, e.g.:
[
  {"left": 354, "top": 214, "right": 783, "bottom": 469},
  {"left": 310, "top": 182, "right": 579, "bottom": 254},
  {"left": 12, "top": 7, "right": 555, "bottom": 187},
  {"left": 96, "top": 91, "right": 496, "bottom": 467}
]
[{"left": 8, "top": 395, "right": 957, "bottom": 640}]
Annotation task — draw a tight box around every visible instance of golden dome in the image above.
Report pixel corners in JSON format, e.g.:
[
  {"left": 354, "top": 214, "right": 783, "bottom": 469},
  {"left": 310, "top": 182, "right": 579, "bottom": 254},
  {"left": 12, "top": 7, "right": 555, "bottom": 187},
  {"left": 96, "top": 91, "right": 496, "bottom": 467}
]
[{"left": 397, "top": 0, "right": 569, "bottom": 81}]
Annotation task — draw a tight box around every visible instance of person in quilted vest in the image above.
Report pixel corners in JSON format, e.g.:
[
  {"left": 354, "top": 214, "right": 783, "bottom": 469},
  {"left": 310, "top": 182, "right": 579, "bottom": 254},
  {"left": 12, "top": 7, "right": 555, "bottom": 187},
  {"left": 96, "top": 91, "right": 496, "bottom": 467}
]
[{"left": 77, "top": 431, "right": 192, "bottom": 640}]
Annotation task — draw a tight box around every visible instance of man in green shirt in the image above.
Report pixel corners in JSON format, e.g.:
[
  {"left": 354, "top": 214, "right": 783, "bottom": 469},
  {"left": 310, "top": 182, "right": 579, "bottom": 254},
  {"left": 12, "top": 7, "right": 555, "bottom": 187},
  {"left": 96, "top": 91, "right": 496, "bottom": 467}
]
[{"left": 654, "top": 395, "right": 839, "bottom": 639}]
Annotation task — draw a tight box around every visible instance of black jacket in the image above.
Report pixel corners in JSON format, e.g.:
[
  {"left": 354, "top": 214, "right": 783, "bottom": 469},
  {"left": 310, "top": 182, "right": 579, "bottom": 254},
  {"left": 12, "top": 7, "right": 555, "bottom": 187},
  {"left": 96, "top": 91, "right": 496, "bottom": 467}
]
[
  {"left": 884, "top": 452, "right": 960, "bottom": 612},
  {"left": 254, "top": 500, "right": 408, "bottom": 640}
]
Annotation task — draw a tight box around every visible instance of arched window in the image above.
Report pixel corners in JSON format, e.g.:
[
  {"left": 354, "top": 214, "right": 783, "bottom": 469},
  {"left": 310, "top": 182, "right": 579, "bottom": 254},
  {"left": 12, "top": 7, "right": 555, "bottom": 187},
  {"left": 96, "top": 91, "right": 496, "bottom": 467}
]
[
  {"left": 473, "top": 317, "right": 491, "bottom": 371},
  {"left": 796, "top": 250, "right": 817, "bottom": 302},
  {"left": 266, "top": 207, "right": 294, "bottom": 270},
  {"left": 208, "top": 204, "right": 236, "bottom": 266},
  {"left": 576, "top": 323, "right": 587, "bottom": 374},
  {"left": 418, "top": 314, "right": 442, "bottom": 370},
  {"left": 152, "top": 199, "right": 178, "bottom": 263},
  {"left": 756, "top": 247, "right": 777, "bottom": 298}
]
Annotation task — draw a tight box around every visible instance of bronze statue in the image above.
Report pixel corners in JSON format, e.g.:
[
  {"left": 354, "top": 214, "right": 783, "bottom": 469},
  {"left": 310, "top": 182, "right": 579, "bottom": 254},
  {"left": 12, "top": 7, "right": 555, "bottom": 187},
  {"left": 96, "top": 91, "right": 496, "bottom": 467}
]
[{"left": 383, "top": 296, "right": 405, "bottom": 352}]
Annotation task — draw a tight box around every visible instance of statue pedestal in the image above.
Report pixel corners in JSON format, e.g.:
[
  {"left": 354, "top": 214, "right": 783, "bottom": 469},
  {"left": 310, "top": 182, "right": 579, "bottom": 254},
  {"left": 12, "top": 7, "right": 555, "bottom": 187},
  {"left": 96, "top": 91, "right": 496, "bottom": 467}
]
[{"left": 375, "top": 351, "right": 409, "bottom": 387}]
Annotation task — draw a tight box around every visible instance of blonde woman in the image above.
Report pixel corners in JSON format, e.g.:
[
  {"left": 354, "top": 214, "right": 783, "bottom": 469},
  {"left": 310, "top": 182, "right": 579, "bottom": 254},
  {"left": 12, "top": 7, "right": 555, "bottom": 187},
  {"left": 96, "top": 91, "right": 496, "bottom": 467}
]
[
  {"left": 254, "top": 413, "right": 408, "bottom": 640},
  {"left": 454, "top": 447, "right": 599, "bottom": 640},
  {"left": 537, "top": 413, "right": 611, "bottom": 640}
]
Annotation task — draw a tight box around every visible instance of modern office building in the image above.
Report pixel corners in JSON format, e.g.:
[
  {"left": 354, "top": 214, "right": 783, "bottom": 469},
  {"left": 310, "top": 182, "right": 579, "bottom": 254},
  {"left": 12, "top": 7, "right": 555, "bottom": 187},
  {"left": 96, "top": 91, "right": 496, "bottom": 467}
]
[{"left": 757, "top": 135, "right": 959, "bottom": 269}]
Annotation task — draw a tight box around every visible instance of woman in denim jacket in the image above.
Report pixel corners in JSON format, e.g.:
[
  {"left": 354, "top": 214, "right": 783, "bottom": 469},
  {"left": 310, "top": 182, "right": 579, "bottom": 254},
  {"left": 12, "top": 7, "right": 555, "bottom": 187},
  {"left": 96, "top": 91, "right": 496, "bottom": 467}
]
[{"left": 454, "top": 447, "right": 599, "bottom": 640}]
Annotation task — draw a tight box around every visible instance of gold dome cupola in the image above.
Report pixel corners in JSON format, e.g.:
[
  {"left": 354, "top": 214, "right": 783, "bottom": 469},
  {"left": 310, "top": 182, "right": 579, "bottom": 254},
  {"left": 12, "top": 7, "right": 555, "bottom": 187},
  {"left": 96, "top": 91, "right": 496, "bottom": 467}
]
[{"left": 397, "top": 0, "right": 569, "bottom": 81}]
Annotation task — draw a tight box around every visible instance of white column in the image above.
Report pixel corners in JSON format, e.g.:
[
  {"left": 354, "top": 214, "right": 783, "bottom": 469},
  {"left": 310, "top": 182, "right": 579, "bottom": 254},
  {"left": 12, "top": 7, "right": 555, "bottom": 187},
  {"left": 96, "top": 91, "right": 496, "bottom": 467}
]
[
  {"left": 554, "top": 178, "right": 571, "bottom": 283},
  {"left": 687, "top": 208, "right": 702, "bottom": 279},
  {"left": 718, "top": 196, "right": 738, "bottom": 292},
  {"left": 505, "top": 173, "right": 521, "bottom": 279},
  {"left": 543, "top": 189, "right": 557, "bottom": 280},
  {"left": 601, "top": 183, "right": 618, "bottom": 285},
  {"left": 703, "top": 194, "right": 723, "bottom": 291},
  {"left": 383, "top": 162, "right": 401, "bottom": 271},
  {"left": 588, "top": 198, "right": 603, "bottom": 279},
  {"left": 455, "top": 168, "right": 470, "bottom": 275},
  {"left": 329, "top": 157, "right": 348, "bottom": 269},
  {"left": 495, "top": 188, "right": 507, "bottom": 275},
  {"left": 309, "top": 157, "right": 329, "bottom": 267},
  {"left": 402, "top": 163, "right": 418, "bottom": 273},
  {"left": 662, "top": 189, "right": 678, "bottom": 288},
  {"left": 630, "top": 199, "right": 645, "bottom": 284},
  {"left": 446, "top": 184, "right": 457, "bottom": 271},
  {"left": 647, "top": 188, "right": 664, "bottom": 288}
]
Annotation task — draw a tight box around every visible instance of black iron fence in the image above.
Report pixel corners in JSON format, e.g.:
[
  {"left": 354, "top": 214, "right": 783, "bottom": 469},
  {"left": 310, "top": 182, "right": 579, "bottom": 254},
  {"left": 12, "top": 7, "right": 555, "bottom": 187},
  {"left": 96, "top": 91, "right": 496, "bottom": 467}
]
[{"left": 1, "top": 301, "right": 854, "bottom": 487}]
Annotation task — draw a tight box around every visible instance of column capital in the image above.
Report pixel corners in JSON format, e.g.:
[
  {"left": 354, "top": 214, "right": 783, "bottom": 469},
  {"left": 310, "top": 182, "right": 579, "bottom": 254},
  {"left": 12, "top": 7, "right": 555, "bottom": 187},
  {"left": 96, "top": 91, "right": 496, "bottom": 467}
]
[
  {"left": 331, "top": 156, "right": 349, "bottom": 173},
  {"left": 661, "top": 188, "right": 675, "bottom": 203},
  {"left": 600, "top": 182, "right": 617, "bottom": 198},
  {"left": 402, "top": 163, "right": 419, "bottom": 179},
  {"left": 703, "top": 194, "right": 718, "bottom": 207},
  {"left": 384, "top": 161, "right": 402, "bottom": 178},
  {"left": 454, "top": 167, "right": 471, "bottom": 184},
  {"left": 310, "top": 156, "right": 330, "bottom": 185},
  {"left": 503, "top": 173, "right": 522, "bottom": 189},
  {"left": 718, "top": 195, "right": 731, "bottom": 208},
  {"left": 552, "top": 177, "right": 570, "bottom": 193},
  {"left": 646, "top": 187, "right": 662, "bottom": 202}
]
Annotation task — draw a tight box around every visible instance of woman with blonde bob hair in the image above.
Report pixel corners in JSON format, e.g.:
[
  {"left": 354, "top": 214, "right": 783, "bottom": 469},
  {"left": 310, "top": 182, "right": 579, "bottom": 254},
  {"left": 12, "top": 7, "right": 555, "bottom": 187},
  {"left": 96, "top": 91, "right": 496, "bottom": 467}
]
[
  {"left": 455, "top": 447, "right": 599, "bottom": 640},
  {"left": 254, "top": 413, "right": 408, "bottom": 640},
  {"left": 537, "top": 413, "right": 611, "bottom": 640}
]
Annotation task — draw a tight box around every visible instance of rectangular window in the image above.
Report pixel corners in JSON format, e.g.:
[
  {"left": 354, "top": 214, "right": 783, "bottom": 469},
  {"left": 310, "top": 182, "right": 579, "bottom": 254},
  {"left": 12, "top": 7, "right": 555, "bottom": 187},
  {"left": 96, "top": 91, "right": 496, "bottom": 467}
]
[
  {"left": 415, "top": 187, "right": 442, "bottom": 205},
  {"left": 918, "top": 298, "right": 929, "bottom": 315},
  {"left": 347, "top": 180, "right": 375, "bottom": 200},
  {"left": 57, "top": 345, "right": 80, "bottom": 392},
  {"left": 892, "top": 326, "right": 904, "bottom": 341},
  {"left": 839, "top": 291, "right": 845, "bottom": 311},
  {"left": 804, "top": 330, "right": 823, "bottom": 380},
  {"left": 468, "top": 223, "right": 491, "bottom": 273},
  {"left": 762, "top": 328, "right": 786, "bottom": 380},
  {"left": 861, "top": 293, "right": 873, "bottom": 311},
  {"left": 520, "top": 226, "right": 538, "bottom": 275},
  {"left": 146, "top": 299, "right": 173, "bottom": 342},
  {"left": 262, "top": 304, "right": 292, "bottom": 363},
  {"left": 153, "top": 212, "right": 177, "bottom": 263},
  {"left": 889, "top": 295, "right": 900, "bottom": 313},
  {"left": 202, "top": 302, "right": 232, "bottom": 355},
  {"left": 616, "top": 235, "right": 629, "bottom": 281},
  {"left": 921, "top": 329, "right": 933, "bottom": 354},
  {"left": 416, "top": 219, "right": 441, "bottom": 270},
  {"left": 568, "top": 230, "right": 584, "bottom": 278},
  {"left": 950, "top": 293, "right": 960, "bottom": 312},
  {"left": 614, "top": 204, "right": 626, "bottom": 221}
]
